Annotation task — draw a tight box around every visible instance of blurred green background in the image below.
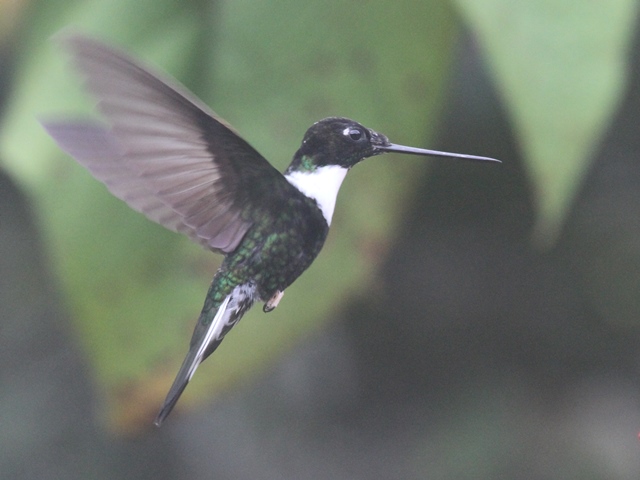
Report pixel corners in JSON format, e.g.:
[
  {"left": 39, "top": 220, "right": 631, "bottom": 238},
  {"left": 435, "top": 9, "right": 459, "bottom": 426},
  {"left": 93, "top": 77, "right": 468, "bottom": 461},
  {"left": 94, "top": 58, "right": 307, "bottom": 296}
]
[{"left": 2, "top": 0, "right": 640, "bottom": 478}]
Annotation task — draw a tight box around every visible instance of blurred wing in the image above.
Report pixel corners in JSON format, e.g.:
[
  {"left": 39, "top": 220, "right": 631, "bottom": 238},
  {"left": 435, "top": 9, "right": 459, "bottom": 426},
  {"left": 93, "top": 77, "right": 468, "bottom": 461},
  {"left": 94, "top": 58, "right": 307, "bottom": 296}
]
[
  {"left": 43, "top": 120, "right": 216, "bottom": 246},
  {"left": 44, "top": 33, "right": 286, "bottom": 253}
]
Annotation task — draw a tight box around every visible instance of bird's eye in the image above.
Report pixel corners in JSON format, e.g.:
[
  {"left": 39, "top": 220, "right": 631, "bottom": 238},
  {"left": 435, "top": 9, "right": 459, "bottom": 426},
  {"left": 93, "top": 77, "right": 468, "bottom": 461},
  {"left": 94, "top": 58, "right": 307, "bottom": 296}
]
[{"left": 343, "top": 127, "right": 363, "bottom": 141}]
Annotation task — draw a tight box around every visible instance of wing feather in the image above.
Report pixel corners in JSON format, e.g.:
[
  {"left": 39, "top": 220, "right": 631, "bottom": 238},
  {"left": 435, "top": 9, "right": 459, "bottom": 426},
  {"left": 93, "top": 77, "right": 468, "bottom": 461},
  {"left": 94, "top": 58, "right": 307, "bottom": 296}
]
[{"left": 44, "top": 33, "right": 288, "bottom": 253}]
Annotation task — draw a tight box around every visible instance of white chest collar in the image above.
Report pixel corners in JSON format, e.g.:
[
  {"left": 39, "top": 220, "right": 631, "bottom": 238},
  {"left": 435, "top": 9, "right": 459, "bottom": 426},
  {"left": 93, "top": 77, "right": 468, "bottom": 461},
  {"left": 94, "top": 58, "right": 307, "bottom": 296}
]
[{"left": 285, "top": 165, "right": 348, "bottom": 225}]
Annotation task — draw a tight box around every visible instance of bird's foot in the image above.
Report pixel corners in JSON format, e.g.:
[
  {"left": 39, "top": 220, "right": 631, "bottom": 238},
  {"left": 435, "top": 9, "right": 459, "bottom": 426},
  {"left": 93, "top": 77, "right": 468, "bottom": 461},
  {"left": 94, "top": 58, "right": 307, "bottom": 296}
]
[{"left": 263, "top": 290, "right": 284, "bottom": 313}]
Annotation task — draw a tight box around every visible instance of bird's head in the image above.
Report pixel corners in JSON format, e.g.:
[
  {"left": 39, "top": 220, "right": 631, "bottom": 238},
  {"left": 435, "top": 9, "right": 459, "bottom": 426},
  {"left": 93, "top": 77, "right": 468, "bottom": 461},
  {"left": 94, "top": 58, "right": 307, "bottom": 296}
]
[{"left": 286, "top": 117, "right": 500, "bottom": 174}]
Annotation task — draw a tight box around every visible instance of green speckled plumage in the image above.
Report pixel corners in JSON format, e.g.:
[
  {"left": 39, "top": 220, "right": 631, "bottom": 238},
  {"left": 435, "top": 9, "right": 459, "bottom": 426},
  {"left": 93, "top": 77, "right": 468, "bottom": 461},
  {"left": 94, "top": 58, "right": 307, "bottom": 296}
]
[
  {"left": 198, "top": 189, "right": 328, "bottom": 333},
  {"left": 154, "top": 178, "right": 329, "bottom": 425}
]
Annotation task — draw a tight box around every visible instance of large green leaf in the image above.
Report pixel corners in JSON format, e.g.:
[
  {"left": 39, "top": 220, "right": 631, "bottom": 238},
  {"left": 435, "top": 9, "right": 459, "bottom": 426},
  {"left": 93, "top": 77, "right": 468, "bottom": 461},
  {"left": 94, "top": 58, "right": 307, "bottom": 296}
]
[
  {"left": 454, "top": 0, "right": 638, "bottom": 244},
  {"left": 1, "top": 0, "right": 459, "bottom": 429}
]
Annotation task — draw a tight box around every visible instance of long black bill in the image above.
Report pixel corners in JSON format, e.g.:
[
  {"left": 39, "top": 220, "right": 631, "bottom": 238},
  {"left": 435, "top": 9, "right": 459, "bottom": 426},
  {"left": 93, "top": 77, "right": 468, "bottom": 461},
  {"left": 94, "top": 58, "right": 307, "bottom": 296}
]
[{"left": 379, "top": 143, "right": 501, "bottom": 163}]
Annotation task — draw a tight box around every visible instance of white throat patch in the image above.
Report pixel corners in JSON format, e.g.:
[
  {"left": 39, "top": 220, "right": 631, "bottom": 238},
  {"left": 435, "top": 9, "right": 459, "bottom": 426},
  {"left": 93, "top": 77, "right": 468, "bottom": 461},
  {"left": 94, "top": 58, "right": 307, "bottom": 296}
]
[{"left": 285, "top": 165, "right": 348, "bottom": 225}]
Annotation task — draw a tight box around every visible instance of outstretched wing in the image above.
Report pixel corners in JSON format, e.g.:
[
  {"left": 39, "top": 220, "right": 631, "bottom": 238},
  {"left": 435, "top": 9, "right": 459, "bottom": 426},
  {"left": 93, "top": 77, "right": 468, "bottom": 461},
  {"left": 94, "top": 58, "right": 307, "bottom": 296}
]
[{"left": 43, "top": 33, "right": 286, "bottom": 253}]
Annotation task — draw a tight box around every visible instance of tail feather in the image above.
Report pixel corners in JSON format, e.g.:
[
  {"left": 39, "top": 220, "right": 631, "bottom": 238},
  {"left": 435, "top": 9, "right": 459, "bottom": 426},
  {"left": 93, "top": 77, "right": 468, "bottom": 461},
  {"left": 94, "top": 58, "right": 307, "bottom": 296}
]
[
  {"left": 154, "top": 295, "right": 231, "bottom": 426},
  {"left": 154, "top": 282, "right": 257, "bottom": 426}
]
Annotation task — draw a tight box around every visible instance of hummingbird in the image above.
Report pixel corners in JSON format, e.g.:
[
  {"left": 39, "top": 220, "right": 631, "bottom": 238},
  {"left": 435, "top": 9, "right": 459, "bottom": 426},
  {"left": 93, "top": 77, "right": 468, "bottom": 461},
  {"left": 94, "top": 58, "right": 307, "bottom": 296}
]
[{"left": 42, "top": 34, "right": 500, "bottom": 426}]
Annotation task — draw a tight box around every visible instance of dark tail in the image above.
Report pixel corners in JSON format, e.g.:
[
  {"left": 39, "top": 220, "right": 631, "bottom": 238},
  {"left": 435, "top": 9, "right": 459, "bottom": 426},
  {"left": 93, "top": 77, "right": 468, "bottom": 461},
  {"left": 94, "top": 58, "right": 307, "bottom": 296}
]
[
  {"left": 154, "top": 295, "right": 232, "bottom": 426},
  {"left": 154, "top": 281, "right": 256, "bottom": 426}
]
